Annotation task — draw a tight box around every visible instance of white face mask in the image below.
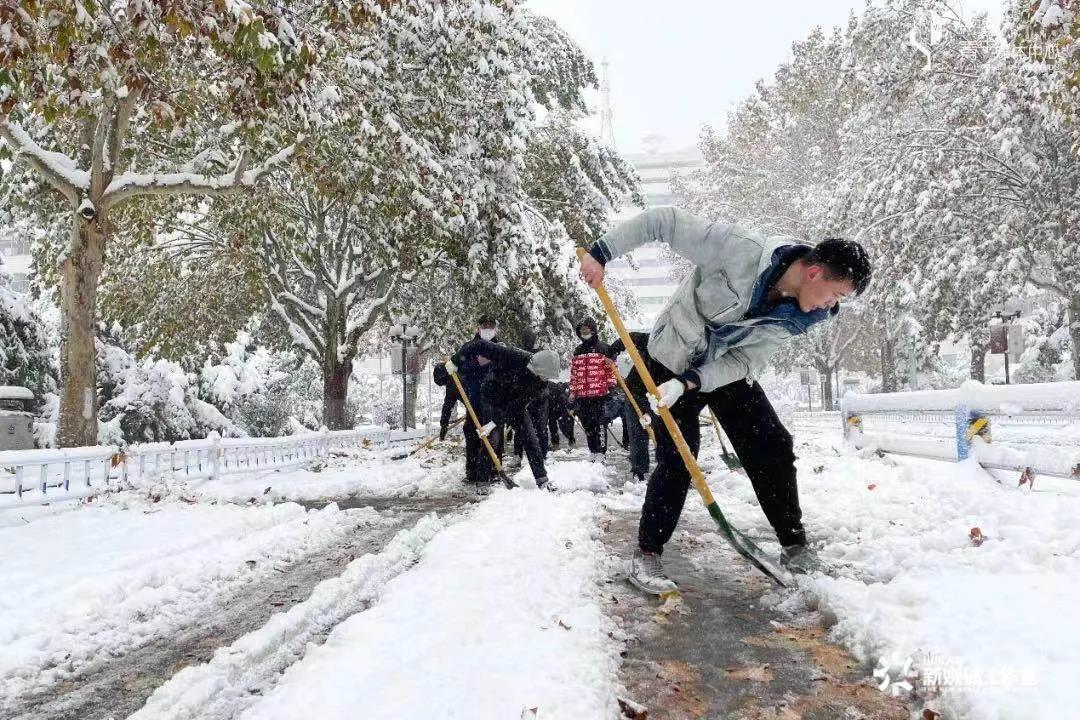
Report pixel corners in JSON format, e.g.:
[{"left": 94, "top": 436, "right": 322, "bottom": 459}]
[
  {"left": 479, "top": 328, "right": 496, "bottom": 341},
  {"left": 579, "top": 332, "right": 593, "bottom": 341}
]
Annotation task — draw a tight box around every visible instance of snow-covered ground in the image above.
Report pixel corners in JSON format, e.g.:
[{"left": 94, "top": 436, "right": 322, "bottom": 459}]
[
  {"left": 3, "top": 424, "right": 1076, "bottom": 720},
  {"left": 183, "top": 448, "right": 465, "bottom": 504},
  {"left": 132, "top": 458, "right": 619, "bottom": 720},
  {"left": 0, "top": 494, "right": 389, "bottom": 707},
  {"left": 688, "top": 430, "right": 1080, "bottom": 720}
]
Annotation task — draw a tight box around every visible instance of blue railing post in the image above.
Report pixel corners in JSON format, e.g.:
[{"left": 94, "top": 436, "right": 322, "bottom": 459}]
[{"left": 955, "top": 405, "right": 990, "bottom": 460}]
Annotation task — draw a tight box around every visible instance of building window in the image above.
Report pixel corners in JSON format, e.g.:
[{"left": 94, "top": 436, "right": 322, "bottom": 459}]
[{"left": 0, "top": 237, "right": 32, "bottom": 256}]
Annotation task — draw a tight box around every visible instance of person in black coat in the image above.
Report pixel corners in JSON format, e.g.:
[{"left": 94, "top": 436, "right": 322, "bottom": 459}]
[
  {"left": 510, "top": 329, "right": 551, "bottom": 466},
  {"left": 605, "top": 331, "right": 653, "bottom": 482},
  {"left": 453, "top": 315, "right": 500, "bottom": 483},
  {"left": 546, "top": 381, "right": 576, "bottom": 449},
  {"left": 448, "top": 338, "right": 561, "bottom": 489},
  {"left": 432, "top": 363, "right": 461, "bottom": 441}
]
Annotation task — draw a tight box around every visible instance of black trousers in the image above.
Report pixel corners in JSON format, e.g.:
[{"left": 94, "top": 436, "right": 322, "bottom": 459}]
[
  {"left": 637, "top": 353, "right": 805, "bottom": 554},
  {"left": 463, "top": 420, "right": 483, "bottom": 482},
  {"left": 439, "top": 388, "right": 459, "bottom": 440},
  {"left": 620, "top": 391, "right": 651, "bottom": 476},
  {"left": 550, "top": 411, "right": 575, "bottom": 446},
  {"left": 508, "top": 407, "right": 546, "bottom": 480},
  {"left": 575, "top": 396, "right": 608, "bottom": 454},
  {"left": 514, "top": 397, "right": 549, "bottom": 460}
]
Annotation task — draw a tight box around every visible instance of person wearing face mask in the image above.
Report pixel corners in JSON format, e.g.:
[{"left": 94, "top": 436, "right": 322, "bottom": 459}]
[
  {"left": 447, "top": 337, "right": 562, "bottom": 490},
  {"left": 569, "top": 317, "right": 616, "bottom": 463},
  {"left": 454, "top": 315, "right": 501, "bottom": 485}
]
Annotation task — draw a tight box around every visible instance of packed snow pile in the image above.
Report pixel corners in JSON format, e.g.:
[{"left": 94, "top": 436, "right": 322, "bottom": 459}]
[{"left": 236, "top": 487, "right": 619, "bottom": 720}]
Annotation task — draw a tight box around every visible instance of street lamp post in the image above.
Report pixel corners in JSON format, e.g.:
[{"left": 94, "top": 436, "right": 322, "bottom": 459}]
[{"left": 388, "top": 322, "right": 420, "bottom": 429}]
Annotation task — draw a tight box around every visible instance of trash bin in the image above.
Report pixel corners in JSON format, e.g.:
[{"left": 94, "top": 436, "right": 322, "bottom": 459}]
[{"left": 0, "top": 386, "right": 35, "bottom": 451}]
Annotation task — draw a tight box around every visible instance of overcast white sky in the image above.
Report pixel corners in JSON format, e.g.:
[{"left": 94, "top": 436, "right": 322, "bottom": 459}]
[{"left": 528, "top": 0, "right": 1005, "bottom": 154}]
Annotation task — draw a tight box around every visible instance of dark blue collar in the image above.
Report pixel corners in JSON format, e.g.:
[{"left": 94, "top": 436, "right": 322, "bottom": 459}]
[{"left": 746, "top": 245, "right": 834, "bottom": 334}]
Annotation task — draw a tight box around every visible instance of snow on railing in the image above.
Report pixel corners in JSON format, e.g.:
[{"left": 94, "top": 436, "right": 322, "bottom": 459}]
[
  {"left": 0, "top": 425, "right": 428, "bottom": 510},
  {"left": 839, "top": 380, "right": 1080, "bottom": 481}
]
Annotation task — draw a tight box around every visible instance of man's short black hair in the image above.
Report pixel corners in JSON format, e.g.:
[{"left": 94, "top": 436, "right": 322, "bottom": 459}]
[
  {"left": 806, "top": 238, "right": 872, "bottom": 296},
  {"left": 477, "top": 314, "right": 496, "bottom": 326}
]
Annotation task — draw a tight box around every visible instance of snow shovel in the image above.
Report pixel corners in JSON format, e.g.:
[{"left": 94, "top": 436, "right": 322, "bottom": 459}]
[
  {"left": 706, "top": 408, "right": 744, "bottom": 471},
  {"left": 577, "top": 248, "right": 787, "bottom": 588},
  {"left": 609, "top": 360, "right": 656, "bottom": 444},
  {"left": 392, "top": 416, "right": 465, "bottom": 460},
  {"left": 446, "top": 360, "right": 516, "bottom": 490}
]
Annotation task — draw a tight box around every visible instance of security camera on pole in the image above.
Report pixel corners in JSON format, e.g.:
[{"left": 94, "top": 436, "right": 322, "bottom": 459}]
[{"left": 989, "top": 298, "right": 1024, "bottom": 385}]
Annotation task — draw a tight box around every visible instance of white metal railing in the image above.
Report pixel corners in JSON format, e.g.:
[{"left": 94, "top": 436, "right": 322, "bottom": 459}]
[
  {"left": 0, "top": 426, "right": 429, "bottom": 510},
  {"left": 836, "top": 381, "right": 1080, "bottom": 481}
]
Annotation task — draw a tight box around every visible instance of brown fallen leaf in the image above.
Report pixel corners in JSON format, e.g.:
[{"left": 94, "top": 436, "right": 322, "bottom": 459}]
[
  {"left": 1018, "top": 467, "right": 1035, "bottom": 490},
  {"left": 617, "top": 697, "right": 648, "bottom": 719},
  {"left": 725, "top": 664, "right": 774, "bottom": 682},
  {"left": 520, "top": 707, "right": 538, "bottom": 719},
  {"left": 867, "top": 483, "right": 877, "bottom": 491},
  {"left": 923, "top": 709, "right": 942, "bottom": 720},
  {"left": 970, "top": 527, "right": 985, "bottom": 547}
]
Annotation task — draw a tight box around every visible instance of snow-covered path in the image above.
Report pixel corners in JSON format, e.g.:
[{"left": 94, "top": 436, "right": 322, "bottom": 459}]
[{"left": 237, "top": 482, "right": 619, "bottom": 720}]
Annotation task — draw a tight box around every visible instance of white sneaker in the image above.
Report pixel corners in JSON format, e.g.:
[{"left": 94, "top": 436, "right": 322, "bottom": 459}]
[
  {"left": 627, "top": 549, "right": 678, "bottom": 595},
  {"left": 589, "top": 452, "right": 605, "bottom": 464}
]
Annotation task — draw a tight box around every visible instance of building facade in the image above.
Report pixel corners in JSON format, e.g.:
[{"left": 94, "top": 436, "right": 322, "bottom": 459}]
[{"left": 603, "top": 145, "right": 704, "bottom": 329}]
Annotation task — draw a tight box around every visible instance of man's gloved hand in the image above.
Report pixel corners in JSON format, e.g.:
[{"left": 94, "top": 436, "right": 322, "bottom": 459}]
[
  {"left": 444, "top": 359, "right": 458, "bottom": 374},
  {"left": 616, "top": 352, "right": 634, "bottom": 378},
  {"left": 479, "top": 421, "right": 497, "bottom": 438},
  {"left": 647, "top": 379, "right": 686, "bottom": 413},
  {"left": 638, "top": 413, "right": 652, "bottom": 428}
]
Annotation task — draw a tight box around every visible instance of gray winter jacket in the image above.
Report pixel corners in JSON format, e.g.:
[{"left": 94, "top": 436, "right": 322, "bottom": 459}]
[{"left": 590, "top": 207, "right": 834, "bottom": 393}]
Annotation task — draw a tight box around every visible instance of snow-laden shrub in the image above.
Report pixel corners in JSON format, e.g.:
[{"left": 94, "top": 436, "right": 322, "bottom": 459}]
[
  {"left": 0, "top": 264, "right": 54, "bottom": 407},
  {"left": 96, "top": 325, "right": 240, "bottom": 444}
]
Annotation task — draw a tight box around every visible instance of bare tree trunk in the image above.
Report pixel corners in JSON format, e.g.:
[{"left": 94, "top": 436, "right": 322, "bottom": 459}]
[
  {"left": 322, "top": 361, "right": 352, "bottom": 430},
  {"left": 57, "top": 218, "right": 105, "bottom": 448},
  {"left": 880, "top": 338, "right": 897, "bottom": 393},
  {"left": 970, "top": 338, "right": 988, "bottom": 383},
  {"left": 1070, "top": 293, "right": 1080, "bottom": 381}
]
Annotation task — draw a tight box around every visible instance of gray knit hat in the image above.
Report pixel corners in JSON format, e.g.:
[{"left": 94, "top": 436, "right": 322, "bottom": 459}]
[{"left": 526, "top": 349, "right": 560, "bottom": 381}]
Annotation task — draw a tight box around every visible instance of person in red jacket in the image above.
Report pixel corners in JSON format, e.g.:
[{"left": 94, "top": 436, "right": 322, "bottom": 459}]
[{"left": 569, "top": 317, "right": 615, "bottom": 463}]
